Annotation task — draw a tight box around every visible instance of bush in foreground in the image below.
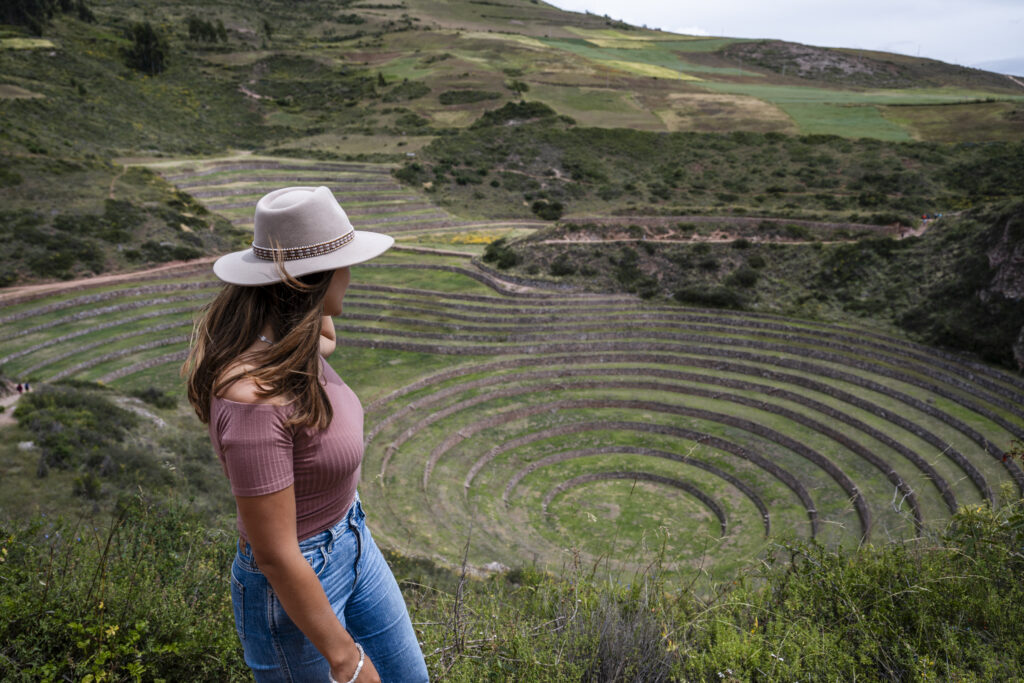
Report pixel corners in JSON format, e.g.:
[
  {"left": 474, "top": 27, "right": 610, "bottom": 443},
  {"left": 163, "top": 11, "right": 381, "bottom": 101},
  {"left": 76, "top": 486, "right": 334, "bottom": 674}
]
[{"left": 2, "top": 484, "right": 1023, "bottom": 681}]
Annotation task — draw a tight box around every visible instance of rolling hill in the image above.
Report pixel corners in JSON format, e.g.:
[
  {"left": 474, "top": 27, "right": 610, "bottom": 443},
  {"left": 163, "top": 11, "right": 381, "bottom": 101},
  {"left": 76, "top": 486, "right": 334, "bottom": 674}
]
[{"left": 2, "top": 1, "right": 1024, "bottom": 679}]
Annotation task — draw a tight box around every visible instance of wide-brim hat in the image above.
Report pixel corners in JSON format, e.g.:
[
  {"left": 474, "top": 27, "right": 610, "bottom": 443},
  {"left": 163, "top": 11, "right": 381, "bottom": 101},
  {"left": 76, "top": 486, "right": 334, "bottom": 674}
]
[{"left": 213, "top": 186, "right": 394, "bottom": 286}]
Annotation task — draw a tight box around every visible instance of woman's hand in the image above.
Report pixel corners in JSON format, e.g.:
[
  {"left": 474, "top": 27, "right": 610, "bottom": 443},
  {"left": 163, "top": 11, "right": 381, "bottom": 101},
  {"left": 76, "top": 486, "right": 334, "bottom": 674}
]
[
  {"left": 319, "top": 315, "right": 337, "bottom": 358},
  {"left": 330, "top": 648, "right": 381, "bottom": 683}
]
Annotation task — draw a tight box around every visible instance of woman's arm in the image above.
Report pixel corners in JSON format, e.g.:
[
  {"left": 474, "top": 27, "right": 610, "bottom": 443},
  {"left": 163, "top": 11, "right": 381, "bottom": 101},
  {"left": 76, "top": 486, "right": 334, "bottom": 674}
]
[
  {"left": 319, "top": 315, "right": 337, "bottom": 358},
  {"left": 236, "top": 487, "right": 380, "bottom": 683}
]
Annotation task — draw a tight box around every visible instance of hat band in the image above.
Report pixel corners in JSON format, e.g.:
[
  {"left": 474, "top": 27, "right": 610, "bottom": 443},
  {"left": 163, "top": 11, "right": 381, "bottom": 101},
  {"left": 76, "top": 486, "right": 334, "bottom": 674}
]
[{"left": 252, "top": 231, "right": 355, "bottom": 261}]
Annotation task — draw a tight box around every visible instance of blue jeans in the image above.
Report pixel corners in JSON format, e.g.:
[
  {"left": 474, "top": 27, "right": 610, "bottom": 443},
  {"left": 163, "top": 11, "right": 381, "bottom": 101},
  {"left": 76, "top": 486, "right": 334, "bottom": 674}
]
[{"left": 231, "top": 494, "right": 429, "bottom": 682}]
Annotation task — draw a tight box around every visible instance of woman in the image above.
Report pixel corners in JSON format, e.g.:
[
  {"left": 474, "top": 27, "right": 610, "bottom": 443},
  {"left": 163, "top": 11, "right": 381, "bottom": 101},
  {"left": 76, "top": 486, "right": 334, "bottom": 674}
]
[{"left": 185, "top": 186, "right": 429, "bottom": 682}]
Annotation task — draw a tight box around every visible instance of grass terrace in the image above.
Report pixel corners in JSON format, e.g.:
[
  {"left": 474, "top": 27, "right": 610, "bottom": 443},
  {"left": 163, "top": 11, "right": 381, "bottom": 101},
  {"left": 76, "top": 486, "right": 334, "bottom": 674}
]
[{"left": 5, "top": 244, "right": 1019, "bottom": 585}]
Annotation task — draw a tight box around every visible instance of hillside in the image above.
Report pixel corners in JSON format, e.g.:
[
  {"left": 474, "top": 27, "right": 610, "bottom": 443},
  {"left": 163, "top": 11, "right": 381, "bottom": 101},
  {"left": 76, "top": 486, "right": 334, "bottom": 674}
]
[
  {"left": 478, "top": 199, "right": 1024, "bottom": 368},
  {"left": 393, "top": 102, "right": 1024, "bottom": 224},
  {"left": 1, "top": 0, "right": 1021, "bottom": 164},
  {"left": 1, "top": 2, "right": 1024, "bottom": 680}
]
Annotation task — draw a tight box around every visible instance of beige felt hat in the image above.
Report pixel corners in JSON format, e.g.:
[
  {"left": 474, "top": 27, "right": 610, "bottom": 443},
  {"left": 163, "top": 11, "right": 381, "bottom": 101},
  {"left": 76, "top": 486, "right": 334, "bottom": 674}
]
[{"left": 212, "top": 186, "right": 394, "bottom": 286}]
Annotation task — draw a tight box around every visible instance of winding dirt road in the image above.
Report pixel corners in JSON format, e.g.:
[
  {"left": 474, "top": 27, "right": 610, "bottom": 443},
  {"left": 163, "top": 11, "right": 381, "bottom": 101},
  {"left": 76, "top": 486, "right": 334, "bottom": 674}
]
[{"left": 0, "top": 257, "right": 217, "bottom": 307}]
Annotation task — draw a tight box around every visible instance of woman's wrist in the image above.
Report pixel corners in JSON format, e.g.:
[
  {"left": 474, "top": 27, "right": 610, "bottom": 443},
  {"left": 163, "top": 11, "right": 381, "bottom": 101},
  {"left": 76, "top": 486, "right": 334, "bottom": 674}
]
[{"left": 330, "top": 642, "right": 364, "bottom": 683}]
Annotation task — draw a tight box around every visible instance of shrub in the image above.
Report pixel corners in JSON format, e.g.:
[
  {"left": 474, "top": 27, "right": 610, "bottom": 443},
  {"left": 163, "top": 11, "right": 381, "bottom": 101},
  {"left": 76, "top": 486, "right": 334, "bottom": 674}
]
[
  {"left": 438, "top": 89, "right": 501, "bottom": 105},
  {"left": 186, "top": 15, "right": 226, "bottom": 43},
  {"left": 130, "top": 387, "right": 177, "bottom": 409},
  {"left": 395, "top": 112, "right": 429, "bottom": 130},
  {"left": 531, "top": 200, "right": 564, "bottom": 221},
  {"left": 784, "top": 224, "right": 812, "bottom": 240},
  {"left": 726, "top": 266, "right": 759, "bottom": 288},
  {"left": 674, "top": 285, "right": 743, "bottom": 309},
  {"left": 482, "top": 238, "right": 520, "bottom": 269},
  {"left": 122, "top": 22, "right": 168, "bottom": 75},
  {"left": 0, "top": 499, "right": 246, "bottom": 680},
  {"left": 383, "top": 80, "right": 431, "bottom": 103},
  {"left": 14, "top": 384, "right": 139, "bottom": 477},
  {"left": 132, "top": 240, "right": 201, "bottom": 263},
  {"left": 471, "top": 101, "right": 558, "bottom": 128},
  {"left": 394, "top": 162, "right": 429, "bottom": 185},
  {"left": 549, "top": 254, "right": 576, "bottom": 276}
]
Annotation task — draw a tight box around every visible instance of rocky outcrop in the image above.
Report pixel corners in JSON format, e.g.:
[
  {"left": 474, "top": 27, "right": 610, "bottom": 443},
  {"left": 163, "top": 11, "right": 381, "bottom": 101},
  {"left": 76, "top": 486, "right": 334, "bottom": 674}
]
[
  {"left": 983, "top": 204, "right": 1024, "bottom": 369},
  {"left": 721, "top": 40, "right": 913, "bottom": 87},
  {"left": 985, "top": 209, "right": 1024, "bottom": 301}
]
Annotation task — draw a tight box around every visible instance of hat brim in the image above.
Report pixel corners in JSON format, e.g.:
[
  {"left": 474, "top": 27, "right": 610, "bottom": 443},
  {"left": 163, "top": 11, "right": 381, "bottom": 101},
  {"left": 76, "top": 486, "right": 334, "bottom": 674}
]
[{"left": 213, "top": 230, "right": 394, "bottom": 286}]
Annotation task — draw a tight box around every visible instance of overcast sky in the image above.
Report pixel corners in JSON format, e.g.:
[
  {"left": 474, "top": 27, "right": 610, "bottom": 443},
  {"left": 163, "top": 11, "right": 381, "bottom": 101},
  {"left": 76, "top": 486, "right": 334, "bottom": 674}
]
[{"left": 547, "top": 0, "right": 1024, "bottom": 74}]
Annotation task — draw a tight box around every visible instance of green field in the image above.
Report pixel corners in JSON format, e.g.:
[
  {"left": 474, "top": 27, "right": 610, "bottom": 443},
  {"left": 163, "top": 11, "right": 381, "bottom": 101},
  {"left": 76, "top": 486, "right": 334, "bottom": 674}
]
[{"left": 4, "top": 223, "right": 1021, "bottom": 583}]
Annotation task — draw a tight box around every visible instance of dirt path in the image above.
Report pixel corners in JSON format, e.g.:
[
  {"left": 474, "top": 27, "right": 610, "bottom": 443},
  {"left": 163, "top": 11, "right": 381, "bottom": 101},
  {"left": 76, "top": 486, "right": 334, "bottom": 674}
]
[
  {"left": 0, "top": 391, "right": 22, "bottom": 428},
  {"left": 392, "top": 245, "right": 475, "bottom": 258},
  {"left": 1007, "top": 75, "right": 1024, "bottom": 90},
  {"left": 108, "top": 165, "right": 128, "bottom": 199},
  {"left": 0, "top": 256, "right": 217, "bottom": 307},
  {"left": 541, "top": 237, "right": 855, "bottom": 246}
]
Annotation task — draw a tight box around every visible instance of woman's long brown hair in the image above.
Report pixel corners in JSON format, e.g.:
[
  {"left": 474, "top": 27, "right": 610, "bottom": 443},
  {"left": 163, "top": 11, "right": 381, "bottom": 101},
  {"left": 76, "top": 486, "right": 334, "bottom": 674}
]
[{"left": 184, "top": 270, "right": 334, "bottom": 430}]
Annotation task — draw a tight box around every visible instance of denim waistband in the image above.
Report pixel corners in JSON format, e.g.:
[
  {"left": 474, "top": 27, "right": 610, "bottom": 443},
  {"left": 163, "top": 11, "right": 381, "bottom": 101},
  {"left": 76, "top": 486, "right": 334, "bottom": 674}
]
[
  {"left": 237, "top": 492, "right": 361, "bottom": 567},
  {"left": 297, "top": 491, "right": 362, "bottom": 552}
]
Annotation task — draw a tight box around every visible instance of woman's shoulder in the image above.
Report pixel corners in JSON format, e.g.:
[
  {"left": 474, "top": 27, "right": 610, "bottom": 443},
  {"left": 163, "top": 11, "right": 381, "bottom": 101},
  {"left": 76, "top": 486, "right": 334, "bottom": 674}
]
[{"left": 215, "top": 361, "right": 291, "bottom": 407}]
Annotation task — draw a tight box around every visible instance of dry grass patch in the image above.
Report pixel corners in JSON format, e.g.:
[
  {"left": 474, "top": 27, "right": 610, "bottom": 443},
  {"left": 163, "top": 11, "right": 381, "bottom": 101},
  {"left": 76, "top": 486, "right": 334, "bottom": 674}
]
[
  {"left": 0, "top": 84, "right": 44, "bottom": 99},
  {"left": 563, "top": 27, "right": 676, "bottom": 43},
  {"left": 598, "top": 60, "right": 703, "bottom": 81},
  {"left": 880, "top": 100, "right": 1024, "bottom": 143},
  {"left": 656, "top": 92, "right": 797, "bottom": 133},
  {"left": 0, "top": 38, "right": 55, "bottom": 50},
  {"left": 458, "top": 31, "right": 550, "bottom": 51}
]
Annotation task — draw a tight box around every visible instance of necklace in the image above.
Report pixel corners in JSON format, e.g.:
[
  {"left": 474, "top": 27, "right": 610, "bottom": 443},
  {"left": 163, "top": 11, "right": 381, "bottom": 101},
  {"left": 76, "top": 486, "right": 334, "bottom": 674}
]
[{"left": 257, "top": 333, "right": 275, "bottom": 345}]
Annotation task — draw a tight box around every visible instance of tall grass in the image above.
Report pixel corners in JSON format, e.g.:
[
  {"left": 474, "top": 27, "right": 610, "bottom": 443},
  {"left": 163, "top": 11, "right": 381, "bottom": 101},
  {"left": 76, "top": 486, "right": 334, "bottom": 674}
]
[{"left": 3, "top": 480, "right": 1023, "bottom": 681}]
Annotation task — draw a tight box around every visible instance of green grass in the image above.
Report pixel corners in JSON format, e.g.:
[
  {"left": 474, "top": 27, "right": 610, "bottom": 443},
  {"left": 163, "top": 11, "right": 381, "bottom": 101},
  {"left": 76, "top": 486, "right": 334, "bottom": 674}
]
[
  {"left": 3, "top": 492, "right": 1024, "bottom": 680},
  {"left": 775, "top": 103, "right": 914, "bottom": 139}
]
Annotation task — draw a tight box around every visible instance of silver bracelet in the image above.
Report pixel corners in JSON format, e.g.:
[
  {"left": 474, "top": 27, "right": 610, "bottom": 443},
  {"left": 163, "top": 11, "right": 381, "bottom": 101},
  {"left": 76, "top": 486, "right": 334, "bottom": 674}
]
[{"left": 330, "top": 642, "right": 364, "bottom": 683}]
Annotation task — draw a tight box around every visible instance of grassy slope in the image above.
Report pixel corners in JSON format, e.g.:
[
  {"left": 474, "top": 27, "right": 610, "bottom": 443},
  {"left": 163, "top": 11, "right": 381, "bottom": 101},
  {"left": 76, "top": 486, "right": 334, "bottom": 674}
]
[
  {"left": 395, "top": 107, "right": 1024, "bottom": 224},
  {"left": 488, "top": 200, "right": 1024, "bottom": 368},
  {"left": 0, "top": 0, "right": 1019, "bottom": 285},
  {"left": 2, "top": 472, "right": 1023, "bottom": 681}
]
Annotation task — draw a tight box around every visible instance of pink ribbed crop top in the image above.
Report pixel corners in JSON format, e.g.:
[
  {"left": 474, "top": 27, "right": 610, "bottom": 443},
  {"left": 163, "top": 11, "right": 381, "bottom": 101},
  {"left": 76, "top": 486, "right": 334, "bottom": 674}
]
[{"left": 209, "top": 357, "right": 364, "bottom": 542}]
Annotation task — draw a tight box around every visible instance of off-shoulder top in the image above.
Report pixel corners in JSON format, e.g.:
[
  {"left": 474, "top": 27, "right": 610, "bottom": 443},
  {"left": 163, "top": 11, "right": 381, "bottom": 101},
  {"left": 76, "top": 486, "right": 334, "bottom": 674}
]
[{"left": 209, "top": 357, "right": 364, "bottom": 542}]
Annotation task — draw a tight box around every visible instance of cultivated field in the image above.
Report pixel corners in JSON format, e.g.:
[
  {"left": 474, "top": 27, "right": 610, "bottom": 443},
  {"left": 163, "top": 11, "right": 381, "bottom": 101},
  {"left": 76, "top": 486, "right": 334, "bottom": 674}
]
[{"left": 3, "top": 158, "right": 1022, "bottom": 581}]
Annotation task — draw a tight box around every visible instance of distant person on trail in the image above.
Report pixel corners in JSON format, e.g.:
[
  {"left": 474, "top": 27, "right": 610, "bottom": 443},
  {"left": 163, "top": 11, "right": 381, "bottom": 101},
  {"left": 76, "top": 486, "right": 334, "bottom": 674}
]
[
  {"left": 16, "top": 383, "right": 22, "bottom": 395},
  {"left": 23, "top": 381, "right": 29, "bottom": 392},
  {"left": 184, "top": 186, "right": 428, "bottom": 683}
]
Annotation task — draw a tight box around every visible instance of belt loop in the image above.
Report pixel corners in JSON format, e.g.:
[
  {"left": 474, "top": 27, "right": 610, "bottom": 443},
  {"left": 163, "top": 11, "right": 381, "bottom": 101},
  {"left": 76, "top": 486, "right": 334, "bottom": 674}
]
[{"left": 327, "top": 510, "right": 346, "bottom": 552}]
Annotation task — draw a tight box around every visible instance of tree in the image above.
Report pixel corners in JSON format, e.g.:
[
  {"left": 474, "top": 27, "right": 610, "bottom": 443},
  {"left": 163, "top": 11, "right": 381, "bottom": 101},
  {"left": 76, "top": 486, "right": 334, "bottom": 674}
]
[
  {"left": 187, "top": 15, "right": 226, "bottom": 43},
  {"left": 506, "top": 79, "right": 530, "bottom": 101},
  {"left": 1, "top": 0, "right": 93, "bottom": 35},
  {"left": 122, "top": 22, "right": 168, "bottom": 75}
]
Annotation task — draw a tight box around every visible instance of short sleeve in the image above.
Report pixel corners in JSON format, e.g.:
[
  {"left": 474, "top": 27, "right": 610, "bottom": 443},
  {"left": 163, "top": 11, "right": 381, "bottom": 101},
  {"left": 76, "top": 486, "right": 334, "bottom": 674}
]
[{"left": 213, "top": 402, "right": 295, "bottom": 497}]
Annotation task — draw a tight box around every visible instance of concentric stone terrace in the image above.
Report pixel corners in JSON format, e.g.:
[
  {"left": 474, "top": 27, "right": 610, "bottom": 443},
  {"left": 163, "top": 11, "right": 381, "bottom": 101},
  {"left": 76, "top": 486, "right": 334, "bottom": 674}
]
[
  {"left": 344, "top": 272, "right": 1023, "bottom": 575},
  {"left": 3, "top": 255, "right": 1022, "bottom": 579},
  {"left": 150, "top": 157, "right": 478, "bottom": 233}
]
